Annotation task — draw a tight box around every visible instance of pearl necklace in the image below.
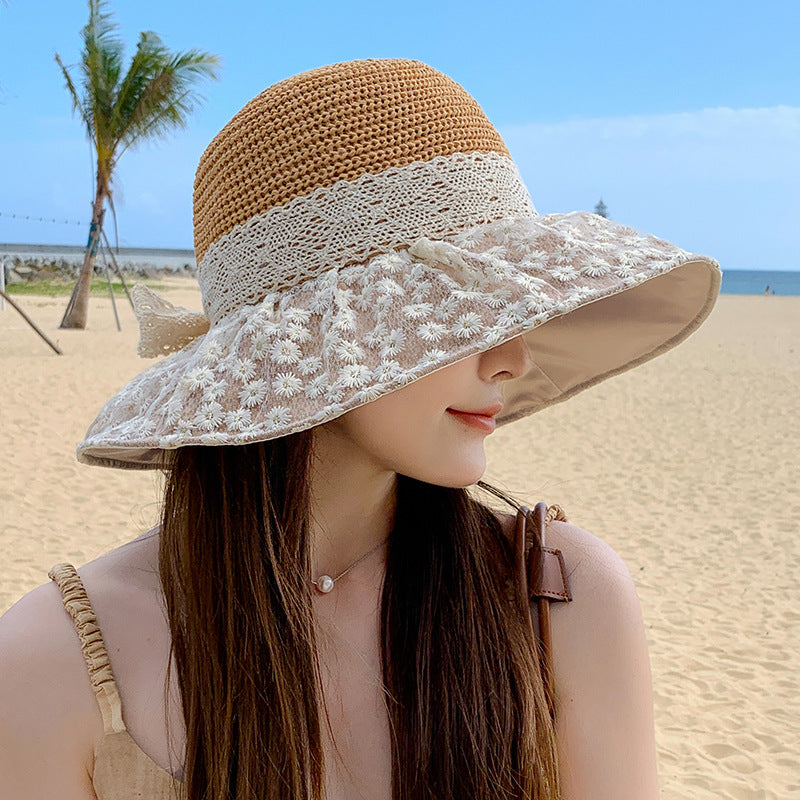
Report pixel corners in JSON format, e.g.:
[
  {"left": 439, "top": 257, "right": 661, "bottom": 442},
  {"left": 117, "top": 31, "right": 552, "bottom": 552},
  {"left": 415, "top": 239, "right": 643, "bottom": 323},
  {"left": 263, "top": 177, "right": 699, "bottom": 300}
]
[{"left": 311, "top": 536, "right": 390, "bottom": 594}]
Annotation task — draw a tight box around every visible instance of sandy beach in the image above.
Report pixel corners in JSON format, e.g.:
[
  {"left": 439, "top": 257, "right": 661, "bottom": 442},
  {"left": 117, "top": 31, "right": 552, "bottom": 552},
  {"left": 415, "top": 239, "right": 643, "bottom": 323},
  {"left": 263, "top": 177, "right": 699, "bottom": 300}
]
[{"left": 1, "top": 281, "right": 798, "bottom": 799}]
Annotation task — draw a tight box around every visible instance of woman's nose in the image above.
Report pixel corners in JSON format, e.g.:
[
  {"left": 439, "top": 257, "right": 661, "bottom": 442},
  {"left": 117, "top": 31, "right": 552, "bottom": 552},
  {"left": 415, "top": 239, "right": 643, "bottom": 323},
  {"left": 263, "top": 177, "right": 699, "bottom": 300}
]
[{"left": 480, "top": 335, "right": 533, "bottom": 382}]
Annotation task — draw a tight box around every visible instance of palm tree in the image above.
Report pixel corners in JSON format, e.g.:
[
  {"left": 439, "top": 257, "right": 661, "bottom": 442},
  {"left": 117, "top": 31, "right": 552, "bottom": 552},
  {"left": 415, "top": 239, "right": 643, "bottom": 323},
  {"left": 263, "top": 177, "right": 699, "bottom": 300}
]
[{"left": 57, "top": 0, "right": 219, "bottom": 329}]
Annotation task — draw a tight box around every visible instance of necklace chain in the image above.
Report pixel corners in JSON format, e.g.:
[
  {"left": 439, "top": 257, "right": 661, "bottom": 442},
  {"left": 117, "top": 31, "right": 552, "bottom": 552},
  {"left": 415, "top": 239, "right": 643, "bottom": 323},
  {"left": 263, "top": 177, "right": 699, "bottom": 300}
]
[{"left": 311, "top": 536, "right": 390, "bottom": 594}]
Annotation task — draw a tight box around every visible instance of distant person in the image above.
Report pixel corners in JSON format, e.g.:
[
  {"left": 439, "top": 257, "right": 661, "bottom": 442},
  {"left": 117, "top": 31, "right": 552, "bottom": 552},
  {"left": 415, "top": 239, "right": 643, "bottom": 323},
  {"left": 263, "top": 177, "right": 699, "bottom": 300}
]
[{"left": 0, "top": 59, "right": 721, "bottom": 800}]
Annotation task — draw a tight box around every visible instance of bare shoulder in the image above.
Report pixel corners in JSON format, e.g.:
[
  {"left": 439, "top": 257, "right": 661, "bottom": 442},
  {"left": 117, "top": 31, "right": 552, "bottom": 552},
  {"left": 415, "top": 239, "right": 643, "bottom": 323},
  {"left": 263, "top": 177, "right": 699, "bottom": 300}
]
[
  {"left": 544, "top": 520, "right": 659, "bottom": 800},
  {"left": 0, "top": 531, "right": 163, "bottom": 799},
  {"left": 546, "top": 518, "right": 639, "bottom": 616},
  {"left": 0, "top": 576, "right": 99, "bottom": 797},
  {"left": 494, "top": 510, "right": 640, "bottom": 635},
  {"left": 493, "top": 509, "right": 658, "bottom": 797}
]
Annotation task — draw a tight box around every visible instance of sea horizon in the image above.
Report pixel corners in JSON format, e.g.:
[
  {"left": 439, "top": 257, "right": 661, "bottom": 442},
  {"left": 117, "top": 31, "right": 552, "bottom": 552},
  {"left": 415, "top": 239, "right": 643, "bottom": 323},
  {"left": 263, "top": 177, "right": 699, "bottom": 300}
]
[{"left": 1, "top": 242, "right": 798, "bottom": 296}]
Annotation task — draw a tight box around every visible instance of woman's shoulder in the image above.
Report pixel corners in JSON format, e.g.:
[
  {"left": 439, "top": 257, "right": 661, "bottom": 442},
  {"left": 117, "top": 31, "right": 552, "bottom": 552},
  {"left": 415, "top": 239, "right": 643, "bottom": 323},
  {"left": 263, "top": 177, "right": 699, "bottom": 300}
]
[
  {"left": 495, "top": 508, "right": 648, "bottom": 693},
  {"left": 495, "top": 508, "right": 635, "bottom": 600},
  {"left": 536, "top": 517, "right": 659, "bottom": 798},
  {"left": 0, "top": 531, "right": 162, "bottom": 732},
  {"left": 0, "top": 570, "right": 101, "bottom": 793}
]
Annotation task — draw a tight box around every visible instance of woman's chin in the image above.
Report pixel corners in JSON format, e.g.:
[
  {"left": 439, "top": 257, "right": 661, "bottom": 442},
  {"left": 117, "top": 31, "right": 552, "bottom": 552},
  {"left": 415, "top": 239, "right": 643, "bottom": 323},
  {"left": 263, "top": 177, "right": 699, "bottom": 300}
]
[{"left": 411, "top": 452, "right": 487, "bottom": 489}]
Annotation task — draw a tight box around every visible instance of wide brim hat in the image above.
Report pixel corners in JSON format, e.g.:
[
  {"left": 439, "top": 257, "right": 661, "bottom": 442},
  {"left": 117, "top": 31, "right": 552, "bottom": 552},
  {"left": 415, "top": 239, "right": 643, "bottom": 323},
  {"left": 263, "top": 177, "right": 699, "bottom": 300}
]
[{"left": 78, "top": 59, "right": 720, "bottom": 470}]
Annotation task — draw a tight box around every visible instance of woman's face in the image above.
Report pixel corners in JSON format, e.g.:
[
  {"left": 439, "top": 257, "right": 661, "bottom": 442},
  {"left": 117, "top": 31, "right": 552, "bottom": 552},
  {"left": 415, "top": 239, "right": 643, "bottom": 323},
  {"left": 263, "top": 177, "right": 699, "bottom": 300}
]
[{"left": 315, "top": 336, "right": 532, "bottom": 487}]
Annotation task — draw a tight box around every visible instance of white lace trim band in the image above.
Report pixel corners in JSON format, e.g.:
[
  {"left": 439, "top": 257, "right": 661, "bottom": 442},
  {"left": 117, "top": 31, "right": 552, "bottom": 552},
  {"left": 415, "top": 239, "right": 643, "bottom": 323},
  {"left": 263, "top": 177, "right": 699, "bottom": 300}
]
[{"left": 198, "top": 152, "right": 536, "bottom": 325}]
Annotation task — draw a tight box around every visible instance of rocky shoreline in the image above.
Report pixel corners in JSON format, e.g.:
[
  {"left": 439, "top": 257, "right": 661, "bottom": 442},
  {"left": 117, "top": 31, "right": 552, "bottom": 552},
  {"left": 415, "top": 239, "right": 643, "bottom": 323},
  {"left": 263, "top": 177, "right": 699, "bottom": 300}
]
[{"left": 1, "top": 243, "right": 196, "bottom": 284}]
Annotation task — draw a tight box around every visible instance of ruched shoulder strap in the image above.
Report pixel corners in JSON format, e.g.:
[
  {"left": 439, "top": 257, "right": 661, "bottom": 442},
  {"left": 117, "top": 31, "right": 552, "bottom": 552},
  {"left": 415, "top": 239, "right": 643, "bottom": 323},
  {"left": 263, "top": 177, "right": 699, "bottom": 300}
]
[{"left": 48, "top": 563, "right": 126, "bottom": 735}]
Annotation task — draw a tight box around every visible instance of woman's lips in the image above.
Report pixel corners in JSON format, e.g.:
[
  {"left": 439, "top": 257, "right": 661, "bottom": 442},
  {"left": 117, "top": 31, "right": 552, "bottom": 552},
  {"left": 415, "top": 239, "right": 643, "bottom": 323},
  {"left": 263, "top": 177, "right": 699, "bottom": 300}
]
[{"left": 446, "top": 403, "right": 502, "bottom": 433}]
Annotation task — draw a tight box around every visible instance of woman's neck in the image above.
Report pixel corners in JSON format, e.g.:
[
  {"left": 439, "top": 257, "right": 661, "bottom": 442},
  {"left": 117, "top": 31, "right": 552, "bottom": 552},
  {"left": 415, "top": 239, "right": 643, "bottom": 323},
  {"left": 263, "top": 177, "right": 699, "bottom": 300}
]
[{"left": 309, "top": 428, "right": 397, "bottom": 583}]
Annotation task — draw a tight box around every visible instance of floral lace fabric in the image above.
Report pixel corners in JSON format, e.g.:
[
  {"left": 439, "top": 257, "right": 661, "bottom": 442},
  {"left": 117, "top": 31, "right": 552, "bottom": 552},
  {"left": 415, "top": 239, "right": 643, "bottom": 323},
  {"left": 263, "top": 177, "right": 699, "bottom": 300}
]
[{"left": 78, "top": 211, "right": 719, "bottom": 469}]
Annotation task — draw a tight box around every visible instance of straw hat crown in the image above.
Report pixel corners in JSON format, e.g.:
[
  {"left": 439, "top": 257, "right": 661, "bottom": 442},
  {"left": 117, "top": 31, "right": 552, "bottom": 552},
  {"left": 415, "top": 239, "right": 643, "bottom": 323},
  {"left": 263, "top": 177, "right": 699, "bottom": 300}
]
[{"left": 193, "top": 59, "right": 509, "bottom": 263}]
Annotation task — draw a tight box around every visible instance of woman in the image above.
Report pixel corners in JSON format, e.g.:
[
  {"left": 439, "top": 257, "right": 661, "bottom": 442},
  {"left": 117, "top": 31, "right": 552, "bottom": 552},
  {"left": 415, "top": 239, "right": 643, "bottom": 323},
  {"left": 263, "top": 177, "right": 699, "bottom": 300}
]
[{"left": 0, "top": 59, "right": 720, "bottom": 800}]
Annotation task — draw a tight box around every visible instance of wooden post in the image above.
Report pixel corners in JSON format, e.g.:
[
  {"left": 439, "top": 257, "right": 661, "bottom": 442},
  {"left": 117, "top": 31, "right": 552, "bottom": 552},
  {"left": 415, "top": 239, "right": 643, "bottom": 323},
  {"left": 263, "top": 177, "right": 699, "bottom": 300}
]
[
  {"left": 102, "top": 251, "right": 121, "bottom": 332},
  {"left": 101, "top": 228, "right": 134, "bottom": 311},
  {"left": 0, "top": 289, "right": 63, "bottom": 355}
]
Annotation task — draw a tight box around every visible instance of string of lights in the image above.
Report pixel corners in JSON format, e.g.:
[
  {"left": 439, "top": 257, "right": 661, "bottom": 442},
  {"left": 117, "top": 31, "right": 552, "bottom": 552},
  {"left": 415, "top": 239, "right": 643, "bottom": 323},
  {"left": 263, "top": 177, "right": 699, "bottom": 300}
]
[{"left": 0, "top": 211, "right": 84, "bottom": 226}]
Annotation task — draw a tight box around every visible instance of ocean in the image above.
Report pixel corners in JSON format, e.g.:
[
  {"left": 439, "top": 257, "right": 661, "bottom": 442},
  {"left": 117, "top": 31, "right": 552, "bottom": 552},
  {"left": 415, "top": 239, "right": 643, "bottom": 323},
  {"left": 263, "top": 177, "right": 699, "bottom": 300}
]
[
  {"left": 720, "top": 270, "right": 800, "bottom": 296},
  {"left": 1, "top": 244, "right": 798, "bottom": 296}
]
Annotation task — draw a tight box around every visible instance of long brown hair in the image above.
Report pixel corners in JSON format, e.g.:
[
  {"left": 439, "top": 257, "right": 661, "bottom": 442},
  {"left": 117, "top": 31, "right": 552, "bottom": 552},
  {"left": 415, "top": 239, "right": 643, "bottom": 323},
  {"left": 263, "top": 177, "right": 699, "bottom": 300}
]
[{"left": 159, "top": 432, "right": 560, "bottom": 799}]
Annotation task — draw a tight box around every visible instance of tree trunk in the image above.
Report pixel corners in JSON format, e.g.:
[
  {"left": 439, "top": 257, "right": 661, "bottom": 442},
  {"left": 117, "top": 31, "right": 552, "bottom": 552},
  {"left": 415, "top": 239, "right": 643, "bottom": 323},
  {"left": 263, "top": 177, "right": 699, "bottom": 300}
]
[{"left": 59, "top": 183, "right": 106, "bottom": 329}]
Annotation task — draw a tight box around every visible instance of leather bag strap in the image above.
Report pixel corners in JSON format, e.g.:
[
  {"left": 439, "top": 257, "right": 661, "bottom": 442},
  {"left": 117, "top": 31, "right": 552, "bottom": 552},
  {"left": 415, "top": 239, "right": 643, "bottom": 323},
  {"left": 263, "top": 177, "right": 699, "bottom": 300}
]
[{"left": 514, "top": 502, "right": 572, "bottom": 718}]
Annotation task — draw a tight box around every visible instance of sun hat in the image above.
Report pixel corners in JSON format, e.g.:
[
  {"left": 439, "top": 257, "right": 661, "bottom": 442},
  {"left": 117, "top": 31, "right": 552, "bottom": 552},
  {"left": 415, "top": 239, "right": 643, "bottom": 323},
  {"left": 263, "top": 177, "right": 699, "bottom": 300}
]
[{"left": 78, "top": 58, "right": 721, "bottom": 470}]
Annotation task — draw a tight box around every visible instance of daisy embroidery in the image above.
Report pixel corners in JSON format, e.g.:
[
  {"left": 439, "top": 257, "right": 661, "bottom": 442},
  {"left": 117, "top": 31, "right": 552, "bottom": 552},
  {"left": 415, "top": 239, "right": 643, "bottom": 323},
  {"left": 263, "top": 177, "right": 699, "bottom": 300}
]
[
  {"left": 552, "top": 265, "right": 579, "bottom": 283},
  {"left": 137, "top": 419, "right": 157, "bottom": 437},
  {"left": 353, "top": 385, "right": 385, "bottom": 403},
  {"left": 410, "top": 280, "right": 433, "bottom": 302},
  {"left": 225, "top": 408, "right": 252, "bottom": 431},
  {"left": 304, "top": 375, "right": 328, "bottom": 399},
  {"left": 420, "top": 349, "right": 447, "bottom": 368},
  {"left": 333, "top": 308, "right": 357, "bottom": 332},
  {"left": 380, "top": 329, "right": 406, "bottom": 359},
  {"left": 250, "top": 333, "right": 271, "bottom": 360},
  {"left": 309, "top": 290, "right": 334, "bottom": 315},
  {"left": 240, "top": 379, "right": 268, "bottom": 408},
  {"left": 418, "top": 321, "right": 447, "bottom": 342},
  {"left": 182, "top": 366, "right": 215, "bottom": 390},
  {"left": 234, "top": 358, "right": 257, "bottom": 382},
  {"left": 203, "top": 381, "right": 227, "bottom": 402},
  {"left": 376, "top": 277, "right": 405, "bottom": 296},
  {"left": 436, "top": 295, "right": 459, "bottom": 321},
  {"left": 323, "top": 384, "right": 344, "bottom": 405},
  {"left": 264, "top": 406, "right": 291, "bottom": 431},
  {"left": 451, "top": 227, "right": 483, "bottom": 250},
  {"left": 553, "top": 242, "right": 578, "bottom": 265},
  {"left": 354, "top": 290, "right": 377, "bottom": 313},
  {"left": 614, "top": 263, "right": 638, "bottom": 279},
  {"left": 618, "top": 251, "right": 645, "bottom": 268},
  {"left": 298, "top": 355, "right": 323, "bottom": 375},
  {"left": 452, "top": 312, "right": 483, "bottom": 339},
  {"left": 581, "top": 259, "right": 611, "bottom": 278},
  {"left": 201, "top": 342, "right": 223, "bottom": 367},
  {"left": 484, "top": 326, "right": 509, "bottom": 345},
  {"left": 526, "top": 292, "right": 554, "bottom": 314},
  {"left": 485, "top": 288, "right": 513, "bottom": 308},
  {"left": 373, "top": 360, "right": 403, "bottom": 382},
  {"left": 175, "top": 419, "right": 194, "bottom": 438},
  {"left": 270, "top": 339, "right": 301, "bottom": 365},
  {"left": 566, "top": 286, "right": 595, "bottom": 304},
  {"left": 286, "top": 322, "right": 312, "bottom": 343},
  {"left": 336, "top": 340, "right": 365, "bottom": 364},
  {"left": 381, "top": 252, "right": 408, "bottom": 273},
  {"left": 453, "top": 287, "right": 485, "bottom": 302},
  {"left": 195, "top": 401, "right": 224, "bottom": 431},
  {"left": 160, "top": 397, "right": 183, "bottom": 425},
  {"left": 497, "top": 301, "right": 528, "bottom": 326},
  {"left": 339, "top": 364, "right": 371, "bottom": 388},
  {"left": 402, "top": 302, "right": 433, "bottom": 319},
  {"left": 272, "top": 372, "right": 302, "bottom": 398},
  {"left": 284, "top": 307, "right": 311, "bottom": 325},
  {"left": 364, "top": 323, "right": 388, "bottom": 348},
  {"left": 200, "top": 431, "right": 228, "bottom": 444}
]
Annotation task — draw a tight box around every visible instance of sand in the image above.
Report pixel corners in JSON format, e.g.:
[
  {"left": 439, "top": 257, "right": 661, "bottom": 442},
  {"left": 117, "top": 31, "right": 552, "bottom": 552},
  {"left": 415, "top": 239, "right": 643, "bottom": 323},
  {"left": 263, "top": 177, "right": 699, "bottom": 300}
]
[{"left": 1, "top": 282, "right": 798, "bottom": 799}]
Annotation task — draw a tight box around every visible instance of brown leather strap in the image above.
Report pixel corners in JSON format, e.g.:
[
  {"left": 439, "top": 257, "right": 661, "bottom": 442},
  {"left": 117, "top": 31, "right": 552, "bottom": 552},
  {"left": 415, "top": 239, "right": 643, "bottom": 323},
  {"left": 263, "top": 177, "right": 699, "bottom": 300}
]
[{"left": 514, "top": 503, "right": 572, "bottom": 718}]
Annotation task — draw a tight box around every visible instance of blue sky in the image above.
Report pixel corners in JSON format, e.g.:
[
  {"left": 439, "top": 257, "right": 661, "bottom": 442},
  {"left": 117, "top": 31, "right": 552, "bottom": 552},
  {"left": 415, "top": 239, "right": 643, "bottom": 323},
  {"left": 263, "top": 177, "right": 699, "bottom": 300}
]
[{"left": 0, "top": 0, "right": 798, "bottom": 270}]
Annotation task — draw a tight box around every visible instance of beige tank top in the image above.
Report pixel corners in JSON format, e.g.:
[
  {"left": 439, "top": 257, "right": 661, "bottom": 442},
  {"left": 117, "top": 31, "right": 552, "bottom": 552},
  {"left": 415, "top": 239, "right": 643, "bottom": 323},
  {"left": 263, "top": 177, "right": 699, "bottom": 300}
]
[{"left": 49, "top": 563, "right": 181, "bottom": 800}]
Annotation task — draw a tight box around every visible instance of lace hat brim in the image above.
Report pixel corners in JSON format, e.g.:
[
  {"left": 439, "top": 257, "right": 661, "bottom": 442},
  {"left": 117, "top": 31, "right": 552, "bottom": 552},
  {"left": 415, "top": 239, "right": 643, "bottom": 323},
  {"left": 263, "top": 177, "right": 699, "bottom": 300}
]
[{"left": 77, "top": 211, "right": 719, "bottom": 470}]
